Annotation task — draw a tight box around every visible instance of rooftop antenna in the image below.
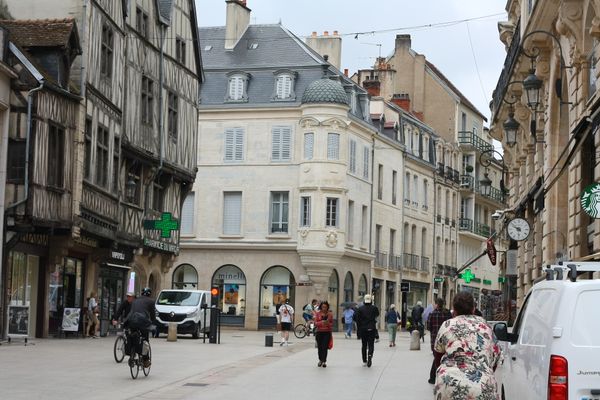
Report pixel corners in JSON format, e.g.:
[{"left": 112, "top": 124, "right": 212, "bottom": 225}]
[{"left": 360, "top": 42, "right": 382, "bottom": 58}]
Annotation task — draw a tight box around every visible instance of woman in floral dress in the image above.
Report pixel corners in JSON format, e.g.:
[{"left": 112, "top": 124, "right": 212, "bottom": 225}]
[{"left": 433, "top": 292, "right": 502, "bottom": 400}]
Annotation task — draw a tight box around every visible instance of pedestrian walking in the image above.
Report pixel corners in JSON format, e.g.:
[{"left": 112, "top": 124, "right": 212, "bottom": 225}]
[
  {"left": 434, "top": 291, "right": 502, "bottom": 399},
  {"left": 411, "top": 301, "right": 425, "bottom": 341},
  {"left": 427, "top": 297, "right": 452, "bottom": 384},
  {"left": 385, "top": 304, "right": 400, "bottom": 347},
  {"left": 342, "top": 306, "right": 355, "bottom": 338},
  {"left": 314, "top": 300, "right": 333, "bottom": 367},
  {"left": 278, "top": 299, "right": 294, "bottom": 346},
  {"left": 355, "top": 294, "right": 379, "bottom": 367},
  {"left": 87, "top": 291, "right": 100, "bottom": 338}
]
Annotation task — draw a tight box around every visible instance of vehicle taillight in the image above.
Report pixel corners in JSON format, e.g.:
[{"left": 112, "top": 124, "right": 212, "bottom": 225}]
[{"left": 548, "top": 355, "right": 568, "bottom": 400}]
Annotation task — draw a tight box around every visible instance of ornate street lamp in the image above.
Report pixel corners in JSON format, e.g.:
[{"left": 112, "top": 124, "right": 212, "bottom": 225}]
[
  {"left": 503, "top": 106, "right": 519, "bottom": 147},
  {"left": 126, "top": 176, "right": 137, "bottom": 203},
  {"left": 479, "top": 148, "right": 508, "bottom": 195},
  {"left": 479, "top": 172, "right": 493, "bottom": 197},
  {"left": 522, "top": 69, "right": 543, "bottom": 111}
]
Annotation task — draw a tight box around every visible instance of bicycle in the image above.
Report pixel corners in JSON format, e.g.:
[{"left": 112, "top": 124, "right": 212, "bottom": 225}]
[
  {"left": 125, "top": 328, "right": 152, "bottom": 379},
  {"left": 293, "top": 320, "right": 315, "bottom": 339},
  {"left": 113, "top": 323, "right": 126, "bottom": 363}
]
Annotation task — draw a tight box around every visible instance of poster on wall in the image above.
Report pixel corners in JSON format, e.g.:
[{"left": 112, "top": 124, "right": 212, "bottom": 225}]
[
  {"left": 61, "top": 308, "right": 81, "bottom": 332},
  {"left": 8, "top": 306, "right": 29, "bottom": 336},
  {"left": 273, "top": 286, "right": 287, "bottom": 305},
  {"left": 224, "top": 284, "right": 239, "bottom": 304}
]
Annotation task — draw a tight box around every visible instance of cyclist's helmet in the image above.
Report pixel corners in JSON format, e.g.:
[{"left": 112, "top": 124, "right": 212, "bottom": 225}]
[{"left": 141, "top": 287, "right": 152, "bottom": 296}]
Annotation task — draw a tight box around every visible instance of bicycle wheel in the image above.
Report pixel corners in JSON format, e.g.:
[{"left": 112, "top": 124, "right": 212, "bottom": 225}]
[
  {"left": 113, "top": 335, "right": 125, "bottom": 363},
  {"left": 142, "top": 341, "right": 151, "bottom": 376},
  {"left": 294, "top": 324, "right": 307, "bottom": 339},
  {"left": 129, "top": 353, "right": 139, "bottom": 379}
]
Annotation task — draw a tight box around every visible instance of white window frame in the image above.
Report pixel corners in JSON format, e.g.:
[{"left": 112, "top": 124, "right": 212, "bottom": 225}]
[
  {"left": 327, "top": 133, "right": 340, "bottom": 160},
  {"left": 224, "top": 127, "right": 244, "bottom": 162},
  {"left": 271, "top": 126, "right": 292, "bottom": 162},
  {"left": 326, "top": 197, "right": 339, "bottom": 227},
  {"left": 223, "top": 191, "right": 242, "bottom": 235},
  {"left": 226, "top": 72, "right": 249, "bottom": 102},
  {"left": 275, "top": 74, "right": 293, "bottom": 99},
  {"left": 270, "top": 191, "right": 289, "bottom": 233},
  {"left": 392, "top": 170, "right": 397, "bottom": 205},
  {"left": 300, "top": 196, "right": 311, "bottom": 227},
  {"left": 180, "top": 192, "right": 195, "bottom": 235}
]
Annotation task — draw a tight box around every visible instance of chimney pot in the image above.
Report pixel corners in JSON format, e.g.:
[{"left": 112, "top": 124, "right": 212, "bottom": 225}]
[
  {"left": 312, "top": 31, "right": 317, "bottom": 37},
  {"left": 323, "top": 31, "right": 329, "bottom": 36},
  {"left": 333, "top": 30, "right": 338, "bottom": 36},
  {"left": 344, "top": 68, "right": 349, "bottom": 77}
]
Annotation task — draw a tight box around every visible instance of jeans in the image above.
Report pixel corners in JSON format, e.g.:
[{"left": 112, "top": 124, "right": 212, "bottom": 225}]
[
  {"left": 360, "top": 329, "right": 376, "bottom": 362},
  {"left": 387, "top": 323, "right": 397, "bottom": 344},
  {"left": 344, "top": 322, "right": 353, "bottom": 337},
  {"left": 315, "top": 331, "right": 331, "bottom": 362}
]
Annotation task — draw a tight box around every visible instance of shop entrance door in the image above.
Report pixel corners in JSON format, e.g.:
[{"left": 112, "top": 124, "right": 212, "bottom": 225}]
[
  {"left": 6, "top": 251, "right": 39, "bottom": 337},
  {"left": 48, "top": 257, "right": 83, "bottom": 336},
  {"left": 97, "top": 267, "right": 127, "bottom": 336}
]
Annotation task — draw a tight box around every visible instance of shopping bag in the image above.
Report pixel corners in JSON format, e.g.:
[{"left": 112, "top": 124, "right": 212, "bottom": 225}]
[{"left": 328, "top": 335, "right": 333, "bottom": 349}]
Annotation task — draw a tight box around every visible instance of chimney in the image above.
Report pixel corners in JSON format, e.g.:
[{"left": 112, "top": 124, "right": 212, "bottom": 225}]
[
  {"left": 305, "top": 30, "right": 342, "bottom": 70},
  {"left": 391, "top": 93, "right": 410, "bottom": 112},
  {"left": 344, "top": 68, "right": 349, "bottom": 77},
  {"left": 362, "top": 76, "right": 380, "bottom": 97},
  {"left": 225, "top": 0, "right": 251, "bottom": 50},
  {"left": 395, "top": 34, "right": 411, "bottom": 51}
]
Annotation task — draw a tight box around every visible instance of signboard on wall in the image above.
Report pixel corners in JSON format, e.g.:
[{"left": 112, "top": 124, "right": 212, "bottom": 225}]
[
  {"left": 400, "top": 282, "right": 410, "bottom": 292},
  {"left": 506, "top": 249, "right": 518, "bottom": 275},
  {"left": 61, "top": 308, "right": 81, "bottom": 332}
]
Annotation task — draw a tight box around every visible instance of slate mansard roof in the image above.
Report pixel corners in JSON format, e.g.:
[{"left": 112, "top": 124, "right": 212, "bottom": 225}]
[{"left": 198, "top": 24, "right": 366, "bottom": 114}]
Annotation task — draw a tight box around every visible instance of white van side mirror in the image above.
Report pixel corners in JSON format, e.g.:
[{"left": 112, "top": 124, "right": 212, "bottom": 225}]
[{"left": 494, "top": 322, "right": 517, "bottom": 344}]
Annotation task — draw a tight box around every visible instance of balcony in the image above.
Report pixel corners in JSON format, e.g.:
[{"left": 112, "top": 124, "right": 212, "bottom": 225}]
[
  {"left": 445, "top": 166, "right": 454, "bottom": 179},
  {"left": 389, "top": 254, "right": 402, "bottom": 270},
  {"left": 474, "top": 180, "right": 506, "bottom": 204},
  {"left": 459, "top": 175, "right": 474, "bottom": 190},
  {"left": 436, "top": 214, "right": 442, "bottom": 223},
  {"left": 458, "top": 130, "right": 493, "bottom": 154},
  {"left": 402, "top": 253, "right": 420, "bottom": 270},
  {"left": 491, "top": 20, "right": 521, "bottom": 120},
  {"left": 421, "top": 257, "right": 430, "bottom": 273},
  {"left": 452, "top": 169, "right": 460, "bottom": 183},
  {"left": 437, "top": 163, "right": 445, "bottom": 175},
  {"left": 375, "top": 251, "right": 388, "bottom": 268},
  {"left": 474, "top": 221, "right": 491, "bottom": 237},
  {"left": 459, "top": 217, "right": 492, "bottom": 238},
  {"left": 459, "top": 218, "right": 473, "bottom": 232}
]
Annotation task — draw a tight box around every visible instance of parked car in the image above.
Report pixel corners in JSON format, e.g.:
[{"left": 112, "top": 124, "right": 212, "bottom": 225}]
[
  {"left": 494, "top": 262, "right": 600, "bottom": 400},
  {"left": 155, "top": 290, "right": 211, "bottom": 339}
]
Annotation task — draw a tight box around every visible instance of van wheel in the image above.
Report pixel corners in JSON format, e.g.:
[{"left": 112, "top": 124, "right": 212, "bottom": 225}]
[{"left": 192, "top": 323, "right": 200, "bottom": 339}]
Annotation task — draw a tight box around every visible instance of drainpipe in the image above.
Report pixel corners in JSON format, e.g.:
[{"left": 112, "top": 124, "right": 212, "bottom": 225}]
[
  {"left": 5, "top": 82, "right": 44, "bottom": 212},
  {"left": 80, "top": 0, "right": 88, "bottom": 98},
  {"left": 158, "top": 24, "right": 165, "bottom": 174},
  {"left": 431, "top": 145, "right": 438, "bottom": 305}
]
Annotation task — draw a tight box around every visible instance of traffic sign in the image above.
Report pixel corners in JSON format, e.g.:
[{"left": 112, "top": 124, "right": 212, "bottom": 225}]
[{"left": 486, "top": 238, "right": 497, "bottom": 266}]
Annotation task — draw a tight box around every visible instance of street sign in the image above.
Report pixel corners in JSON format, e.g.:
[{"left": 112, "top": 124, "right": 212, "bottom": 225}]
[
  {"left": 143, "top": 212, "right": 180, "bottom": 238},
  {"left": 581, "top": 182, "right": 600, "bottom": 218},
  {"left": 486, "top": 238, "right": 497, "bottom": 266},
  {"left": 498, "top": 276, "right": 506, "bottom": 283},
  {"left": 400, "top": 281, "right": 410, "bottom": 292},
  {"left": 434, "top": 277, "right": 444, "bottom": 283}
]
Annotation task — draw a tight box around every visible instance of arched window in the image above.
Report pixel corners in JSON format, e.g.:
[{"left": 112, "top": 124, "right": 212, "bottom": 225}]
[
  {"left": 212, "top": 265, "right": 247, "bottom": 317},
  {"left": 358, "top": 274, "right": 368, "bottom": 297},
  {"left": 343, "top": 272, "right": 354, "bottom": 302},
  {"left": 328, "top": 270, "right": 339, "bottom": 316},
  {"left": 172, "top": 264, "right": 198, "bottom": 289},
  {"left": 259, "top": 266, "right": 295, "bottom": 319}
]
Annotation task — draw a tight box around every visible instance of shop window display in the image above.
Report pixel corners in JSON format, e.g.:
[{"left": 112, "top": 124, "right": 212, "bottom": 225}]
[
  {"left": 260, "top": 266, "right": 295, "bottom": 317},
  {"left": 212, "top": 265, "right": 246, "bottom": 316}
]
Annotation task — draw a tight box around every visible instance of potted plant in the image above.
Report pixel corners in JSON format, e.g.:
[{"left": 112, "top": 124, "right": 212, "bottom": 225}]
[{"left": 465, "top": 165, "right": 474, "bottom": 174}]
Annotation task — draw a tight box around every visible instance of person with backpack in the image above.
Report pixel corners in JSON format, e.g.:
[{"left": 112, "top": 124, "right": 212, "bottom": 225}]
[
  {"left": 124, "top": 287, "right": 156, "bottom": 368},
  {"left": 355, "top": 294, "right": 379, "bottom": 367},
  {"left": 411, "top": 301, "right": 425, "bottom": 341},
  {"left": 385, "top": 304, "right": 400, "bottom": 347}
]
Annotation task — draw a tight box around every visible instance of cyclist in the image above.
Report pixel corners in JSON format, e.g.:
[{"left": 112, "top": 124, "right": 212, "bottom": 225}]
[
  {"left": 112, "top": 292, "right": 135, "bottom": 327},
  {"left": 124, "top": 287, "right": 156, "bottom": 368}
]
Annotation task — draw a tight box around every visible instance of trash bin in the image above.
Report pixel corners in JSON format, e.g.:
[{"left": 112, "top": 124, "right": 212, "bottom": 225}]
[{"left": 265, "top": 333, "right": 273, "bottom": 347}]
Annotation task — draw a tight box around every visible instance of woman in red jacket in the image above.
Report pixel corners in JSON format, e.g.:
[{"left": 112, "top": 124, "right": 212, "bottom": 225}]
[{"left": 314, "top": 300, "right": 333, "bottom": 368}]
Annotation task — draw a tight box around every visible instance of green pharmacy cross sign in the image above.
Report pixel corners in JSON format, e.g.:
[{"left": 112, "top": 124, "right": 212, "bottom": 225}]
[
  {"left": 143, "top": 212, "right": 180, "bottom": 238},
  {"left": 460, "top": 268, "right": 476, "bottom": 283}
]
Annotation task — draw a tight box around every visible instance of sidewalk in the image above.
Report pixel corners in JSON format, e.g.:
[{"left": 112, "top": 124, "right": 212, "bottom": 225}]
[{"left": 0, "top": 329, "right": 434, "bottom": 400}]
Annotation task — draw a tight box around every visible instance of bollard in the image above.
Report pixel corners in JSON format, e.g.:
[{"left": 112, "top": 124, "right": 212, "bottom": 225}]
[
  {"left": 265, "top": 333, "right": 273, "bottom": 347},
  {"left": 410, "top": 329, "right": 421, "bottom": 350},
  {"left": 167, "top": 322, "right": 177, "bottom": 342}
]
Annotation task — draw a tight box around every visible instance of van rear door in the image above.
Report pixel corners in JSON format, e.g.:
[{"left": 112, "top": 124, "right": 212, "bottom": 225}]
[{"left": 567, "top": 286, "right": 600, "bottom": 399}]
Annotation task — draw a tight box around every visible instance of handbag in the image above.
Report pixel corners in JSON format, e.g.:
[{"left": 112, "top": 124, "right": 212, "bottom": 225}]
[{"left": 328, "top": 335, "right": 333, "bottom": 350}]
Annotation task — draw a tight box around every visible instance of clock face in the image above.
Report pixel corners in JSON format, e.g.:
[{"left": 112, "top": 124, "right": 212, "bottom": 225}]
[{"left": 507, "top": 218, "right": 530, "bottom": 241}]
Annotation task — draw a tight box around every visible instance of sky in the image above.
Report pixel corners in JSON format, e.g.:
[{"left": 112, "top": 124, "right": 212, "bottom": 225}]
[{"left": 195, "top": 0, "right": 508, "bottom": 124}]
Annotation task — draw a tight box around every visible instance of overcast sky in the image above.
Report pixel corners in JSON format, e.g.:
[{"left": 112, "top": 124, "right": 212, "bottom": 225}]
[{"left": 195, "top": 0, "right": 508, "bottom": 124}]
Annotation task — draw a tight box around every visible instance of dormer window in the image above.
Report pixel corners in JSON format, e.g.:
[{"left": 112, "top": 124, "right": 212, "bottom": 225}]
[
  {"left": 273, "top": 70, "right": 297, "bottom": 101},
  {"left": 226, "top": 72, "right": 250, "bottom": 102}
]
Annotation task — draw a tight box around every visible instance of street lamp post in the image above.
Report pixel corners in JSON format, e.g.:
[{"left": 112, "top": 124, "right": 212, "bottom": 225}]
[{"left": 479, "top": 149, "right": 508, "bottom": 196}]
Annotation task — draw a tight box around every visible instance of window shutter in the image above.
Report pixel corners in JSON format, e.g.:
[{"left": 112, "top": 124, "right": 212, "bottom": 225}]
[
  {"left": 283, "top": 75, "right": 292, "bottom": 98},
  {"left": 180, "top": 193, "right": 195, "bottom": 235},
  {"left": 363, "top": 146, "right": 370, "bottom": 179},
  {"left": 224, "top": 129, "right": 234, "bottom": 161},
  {"left": 223, "top": 192, "right": 242, "bottom": 234},
  {"left": 276, "top": 76, "right": 283, "bottom": 98},
  {"left": 271, "top": 127, "right": 281, "bottom": 160},
  {"left": 327, "top": 133, "right": 339, "bottom": 160},
  {"left": 349, "top": 139, "right": 356, "bottom": 173},
  {"left": 234, "top": 128, "right": 244, "bottom": 161},
  {"left": 304, "top": 133, "right": 314, "bottom": 160},
  {"left": 281, "top": 127, "right": 291, "bottom": 160}
]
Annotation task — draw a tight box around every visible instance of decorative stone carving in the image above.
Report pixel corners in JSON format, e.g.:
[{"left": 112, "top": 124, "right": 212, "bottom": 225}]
[
  {"left": 498, "top": 20, "right": 516, "bottom": 50},
  {"left": 299, "top": 228, "right": 309, "bottom": 244},
  {"left": 299, "top": 116, "right": 320, "bottom": 128},
  {"left": 325, "top": 230, "right": 338, "bottom": 248}
]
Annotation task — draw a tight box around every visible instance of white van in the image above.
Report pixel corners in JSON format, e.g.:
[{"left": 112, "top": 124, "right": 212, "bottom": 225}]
[
  {"left": 155, "top": 289, "right": 211, "bottom": 339},
  {"left": 494, "top": 262, "right": 600, "bottom": 400}
]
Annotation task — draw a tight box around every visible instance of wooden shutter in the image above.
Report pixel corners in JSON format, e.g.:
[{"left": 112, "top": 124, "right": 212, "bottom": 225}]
[
  {"left": 281, "top": 127, "right": 291, "bottom": 160},
  {"left": 223, "top": 192, "right": 242, "bottom": 234},
  {"left": 180, "top": 193, "right": 195, "bottom": 235},
  {"left": 283, "top": 75, "right": 292, "bottom": 98},
  {"left": 349, "top": 139, "right": 356, "bottom": 173},
  {"left": 276, "top": 76, "right": 284, "bottom": 99},
  {"left": 304, "top": 133, "right": 313, "bottom": 160},
  {"left": 327, "top": 133, "right": 339, "bottom": 160},
  {"left": 272, "top": 127, "right": 281, "bottom": 160},
  {"left": 363, "top": 146, "right": 370, "bottom": 179},
  {"left": 224, "top": 128, "right": 234, "bottom": 161},
  {"left": 234, "top": 128, "right": 244, "bottom": 161}
]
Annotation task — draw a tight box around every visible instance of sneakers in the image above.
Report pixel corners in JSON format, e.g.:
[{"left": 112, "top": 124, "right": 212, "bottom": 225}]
[
  {"left": 363, "top": 362, "right": 368, "bottom": 367},
  {"left": 280, "top": 341, "right": 284, "bottom": 346},
  {"left": 428, "top": 378, "right": 435, "bottom": 384},
  {"left": 322, "top": 362, "right": 327, "bottom": 368},
  {"left": 318, "top": 361, "right": 323, "bottom": 367},
  {"left": 367, "top": 356, "right": 372, "bottom": 368}
]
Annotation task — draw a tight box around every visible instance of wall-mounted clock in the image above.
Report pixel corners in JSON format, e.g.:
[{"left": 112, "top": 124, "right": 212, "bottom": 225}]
[{"left": 507, "top": 217, "right": 531, "bottom": 241}]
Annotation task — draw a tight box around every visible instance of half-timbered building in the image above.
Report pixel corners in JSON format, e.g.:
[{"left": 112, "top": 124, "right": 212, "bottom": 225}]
[
  {"left": 4, "top": 0, "right": 202, "bottom": 338},
  {"left": 0, "top": 19, "right": 82, "bottom": 338}
]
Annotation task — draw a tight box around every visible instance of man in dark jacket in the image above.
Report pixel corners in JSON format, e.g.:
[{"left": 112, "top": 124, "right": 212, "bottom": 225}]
[
  {"left": 427, "top": 298, "right": 452, "bottom": 384},
  {"left": 125, "top": 287, "right": 156, "bottom": 367},
  {"left": 355, "top": 294, "right": 379, "bottom": 368},
  {"left": 112, "top": 292, "right": 135, "bottom": 326},
  {"left": 411, "top": 301, "right": 425, "bottom": 341}
]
